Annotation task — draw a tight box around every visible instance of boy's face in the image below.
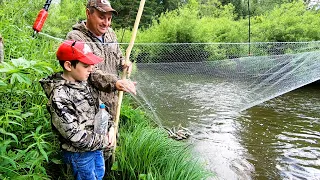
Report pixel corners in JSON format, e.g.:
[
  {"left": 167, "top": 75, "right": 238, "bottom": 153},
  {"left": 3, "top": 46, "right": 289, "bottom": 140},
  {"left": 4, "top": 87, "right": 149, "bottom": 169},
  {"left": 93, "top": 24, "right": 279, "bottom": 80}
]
[{"left": 68, "top": 61, "right": 94, "bottom": 81}]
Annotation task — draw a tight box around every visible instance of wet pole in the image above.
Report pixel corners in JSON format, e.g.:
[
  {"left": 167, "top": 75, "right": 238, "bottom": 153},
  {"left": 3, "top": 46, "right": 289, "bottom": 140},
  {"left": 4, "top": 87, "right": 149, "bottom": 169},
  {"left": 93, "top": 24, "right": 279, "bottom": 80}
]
[{"left": 112, "top": 0, "right": 145, "bottom": 163}]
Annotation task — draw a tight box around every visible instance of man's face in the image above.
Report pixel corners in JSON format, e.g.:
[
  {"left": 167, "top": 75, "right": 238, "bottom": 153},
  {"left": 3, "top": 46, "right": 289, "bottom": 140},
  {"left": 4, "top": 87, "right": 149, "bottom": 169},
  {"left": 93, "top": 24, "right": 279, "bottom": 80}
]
[{"left": 86, "top": 8, "right": 112, "bottom": 36}]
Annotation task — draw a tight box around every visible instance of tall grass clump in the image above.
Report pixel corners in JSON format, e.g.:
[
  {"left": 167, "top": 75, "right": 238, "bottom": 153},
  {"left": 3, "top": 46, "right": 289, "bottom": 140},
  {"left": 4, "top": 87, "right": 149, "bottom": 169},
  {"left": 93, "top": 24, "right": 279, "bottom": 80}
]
[
  {"left": 0, "top": 0, "right": 60, "bottom": 178},
  {"left": 0, "top": 0, "right": 85, "bottom": 179},
  {"left": 0, "top": 57, "right": 57, "bottom": 179}
]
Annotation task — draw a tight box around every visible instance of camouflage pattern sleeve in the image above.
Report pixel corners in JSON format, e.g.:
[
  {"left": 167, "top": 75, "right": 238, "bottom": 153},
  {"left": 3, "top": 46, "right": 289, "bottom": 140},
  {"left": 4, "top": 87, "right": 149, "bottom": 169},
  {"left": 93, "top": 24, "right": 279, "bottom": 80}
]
[
  {"left": 50, "top": 87, "right": 109, "bottom": 151},
  {"left": 66, "top": 30, "right": 85, "bottom": 41},
  {"left": 89, "top": 69, "right": 119, "bottom": 93},
  {"left": 109, "top": 28, "right": 124, "bottom": 68}
]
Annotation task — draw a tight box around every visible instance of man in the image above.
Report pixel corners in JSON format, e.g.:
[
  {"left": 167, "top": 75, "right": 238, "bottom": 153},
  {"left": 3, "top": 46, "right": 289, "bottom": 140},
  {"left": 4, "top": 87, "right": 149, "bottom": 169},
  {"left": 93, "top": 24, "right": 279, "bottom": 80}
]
[{"left": 66, "top": 0, "right": 132, "bottom": 120}]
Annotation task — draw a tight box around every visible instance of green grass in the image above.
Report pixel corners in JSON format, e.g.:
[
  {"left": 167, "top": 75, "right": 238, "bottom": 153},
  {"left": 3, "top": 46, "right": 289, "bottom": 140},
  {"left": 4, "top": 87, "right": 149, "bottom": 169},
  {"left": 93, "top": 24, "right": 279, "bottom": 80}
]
[{"left": 112, "top": 97, "right": 213, "bottom": 180}]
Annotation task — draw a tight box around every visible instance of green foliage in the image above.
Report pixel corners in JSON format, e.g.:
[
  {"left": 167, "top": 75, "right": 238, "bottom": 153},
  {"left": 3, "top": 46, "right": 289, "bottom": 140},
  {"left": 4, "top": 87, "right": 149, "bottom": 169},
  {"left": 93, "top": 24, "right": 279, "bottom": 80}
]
[
  {"left": 112, "top": 0, "right": 163, "bottom": 30},
  {"left": 136, "top": 0, "right": 196, "bottom": 43},
  {"left": 0, "top": 1, "right": 63, "bottom": 178},
  {"left": 162, "top": 0, "right": 185, "bottom": 12},
  {"left": 219, "top": 0, "right": 296, "bottom": 18},
  {"left": 198, "top": 0, "right": 236, "bottom": 18},
  {"left": 44, "top": 0, "right": 86, "bottom": 38},
  {"left": 0, "top": 57, "right": 56, "bottom": 179},
  {"left": 130, "top": 0, "right": 320, "bottom": 44},
  {"left": 112, "top": 0, "right": 185, "bottom": 30},
  {"left": 126, "top": 0, "right": 247, "bottom": 62},
  {"left": 251, "top": 1, "right": 320, "bottom": 42},
  {"left": 134, "top": 0, "right": 246, "bottom": 43},
  {"left": 119, "top": 0, "right": 320, "bottom": 63}
]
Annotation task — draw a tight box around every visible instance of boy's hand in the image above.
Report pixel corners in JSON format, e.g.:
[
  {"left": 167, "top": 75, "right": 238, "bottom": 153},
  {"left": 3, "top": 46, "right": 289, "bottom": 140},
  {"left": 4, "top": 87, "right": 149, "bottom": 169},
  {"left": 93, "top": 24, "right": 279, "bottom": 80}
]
[{"left": 107, "top": 126, "right": 115, "bottom": 148}]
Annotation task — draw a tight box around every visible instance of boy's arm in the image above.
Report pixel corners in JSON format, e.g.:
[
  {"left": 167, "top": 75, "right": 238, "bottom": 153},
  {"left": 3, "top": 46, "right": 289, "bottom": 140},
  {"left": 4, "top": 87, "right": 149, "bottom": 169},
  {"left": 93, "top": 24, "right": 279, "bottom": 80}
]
[{"left": 50, "top": 88, "right": 109, "bottom": 151}]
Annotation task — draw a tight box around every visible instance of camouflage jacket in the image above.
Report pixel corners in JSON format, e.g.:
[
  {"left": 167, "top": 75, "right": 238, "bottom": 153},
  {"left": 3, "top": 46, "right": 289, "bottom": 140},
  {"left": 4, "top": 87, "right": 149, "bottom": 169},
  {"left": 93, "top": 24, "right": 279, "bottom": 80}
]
[
  {"left": 40, "top": 72, "right": 114, "bottom": 152},
  {"left": 66, "top": 21, "right": 123, "bottom": 119}
]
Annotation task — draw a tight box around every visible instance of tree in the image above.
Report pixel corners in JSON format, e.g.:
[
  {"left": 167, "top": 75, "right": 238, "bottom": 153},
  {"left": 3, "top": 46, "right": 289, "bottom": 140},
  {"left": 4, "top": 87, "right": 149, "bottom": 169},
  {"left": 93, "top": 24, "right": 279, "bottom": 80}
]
[
  {"left": 112, "top": 0, "right": 186, "bottom": 30},
  {"left": 218, "top": 0, "right": 311, "bottom": 18},
  {"left": 162, "top": 0, "right": 184, "bottom": 11},
  {"left": 197, "top": 0, "right": 235, "bottom": 18}
]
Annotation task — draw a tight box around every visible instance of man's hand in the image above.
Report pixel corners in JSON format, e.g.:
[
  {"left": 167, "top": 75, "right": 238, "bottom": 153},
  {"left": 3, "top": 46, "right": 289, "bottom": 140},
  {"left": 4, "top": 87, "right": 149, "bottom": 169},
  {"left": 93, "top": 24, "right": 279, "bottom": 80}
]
[
  {"left": 115, "top": 79, "right": 137, "bottom": 95},
  {"left": 122, "top": 60, "right": 133, "bottom": 77}
]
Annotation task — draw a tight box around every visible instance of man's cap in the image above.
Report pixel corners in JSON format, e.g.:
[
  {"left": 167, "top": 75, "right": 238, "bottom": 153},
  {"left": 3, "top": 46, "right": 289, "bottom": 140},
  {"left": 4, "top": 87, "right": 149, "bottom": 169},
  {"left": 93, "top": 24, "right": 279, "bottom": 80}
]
[
  {"left": 87, "top": 0, "right": 118, "bottom": 15},
  {"left": 56, "top": 40, "right": 102, "bottom": 65}
]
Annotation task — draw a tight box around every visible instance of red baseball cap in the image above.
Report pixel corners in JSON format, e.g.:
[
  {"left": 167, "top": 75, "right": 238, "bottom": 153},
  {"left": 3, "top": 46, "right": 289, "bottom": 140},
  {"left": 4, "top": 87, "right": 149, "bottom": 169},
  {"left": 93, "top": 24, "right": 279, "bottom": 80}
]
[{"left": 56, "top": 40, "right": 102, "bottom": 65}]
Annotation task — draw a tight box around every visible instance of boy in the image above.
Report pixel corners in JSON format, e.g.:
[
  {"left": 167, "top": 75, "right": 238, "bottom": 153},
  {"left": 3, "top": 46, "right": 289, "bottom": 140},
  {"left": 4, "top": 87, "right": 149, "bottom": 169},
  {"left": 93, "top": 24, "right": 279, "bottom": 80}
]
[{"left": 40, "top": 40, "right": 135, "bottom": 180}]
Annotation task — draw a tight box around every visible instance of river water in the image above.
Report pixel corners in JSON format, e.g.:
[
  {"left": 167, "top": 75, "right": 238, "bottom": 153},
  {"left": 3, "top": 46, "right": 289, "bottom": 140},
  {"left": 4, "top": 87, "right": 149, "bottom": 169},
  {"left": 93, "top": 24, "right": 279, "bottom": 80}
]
[
  {"left": 191, "top": 84, "right": 320, "bottom": 180},
  {"left": 132, "top": 64, "right": 320, "bottom": 180}
]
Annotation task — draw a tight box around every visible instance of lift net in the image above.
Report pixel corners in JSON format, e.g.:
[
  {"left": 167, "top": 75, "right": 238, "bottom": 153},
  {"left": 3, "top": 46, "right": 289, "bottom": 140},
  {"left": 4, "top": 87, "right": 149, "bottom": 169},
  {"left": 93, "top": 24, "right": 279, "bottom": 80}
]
[{"left": 123, "top": 42, "right": 320, "bottom": 126}]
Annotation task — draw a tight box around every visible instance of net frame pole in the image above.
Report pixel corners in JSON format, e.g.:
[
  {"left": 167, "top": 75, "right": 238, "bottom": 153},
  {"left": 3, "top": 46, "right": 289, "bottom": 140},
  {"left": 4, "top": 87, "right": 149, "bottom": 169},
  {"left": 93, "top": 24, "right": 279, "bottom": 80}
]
[
  {"left": 248, "top": 0, "right": 251, "bottom": 56},
  {"left": 112, "top": 0, "right": 145, "bottom": 163}
]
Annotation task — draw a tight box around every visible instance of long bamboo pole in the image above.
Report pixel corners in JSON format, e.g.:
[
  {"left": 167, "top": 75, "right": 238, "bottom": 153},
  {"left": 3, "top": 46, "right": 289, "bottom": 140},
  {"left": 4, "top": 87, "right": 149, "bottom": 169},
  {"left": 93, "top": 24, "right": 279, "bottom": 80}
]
[{"left": 112, "top": 0, "right": 145, "bottom": 163}]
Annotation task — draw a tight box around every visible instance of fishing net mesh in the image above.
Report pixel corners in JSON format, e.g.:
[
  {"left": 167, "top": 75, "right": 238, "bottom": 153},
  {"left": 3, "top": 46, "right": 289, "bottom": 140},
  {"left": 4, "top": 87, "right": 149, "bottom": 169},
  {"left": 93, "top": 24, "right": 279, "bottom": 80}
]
[{"left": 121, "top": 42, "right": 320, "bottom": 126}]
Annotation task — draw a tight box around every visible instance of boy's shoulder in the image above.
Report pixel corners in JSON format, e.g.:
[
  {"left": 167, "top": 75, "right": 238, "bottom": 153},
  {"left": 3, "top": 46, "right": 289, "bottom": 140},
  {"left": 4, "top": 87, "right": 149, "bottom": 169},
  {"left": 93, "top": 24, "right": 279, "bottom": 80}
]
[
  {"left": 51, "top": 80, "right": 89, "bottom": 99},
  {"left": 50, "top": 80, "right": 98, "bottom": 112},
  {"left": 40, "top": 72, "right": 90, "bottom": 100}
]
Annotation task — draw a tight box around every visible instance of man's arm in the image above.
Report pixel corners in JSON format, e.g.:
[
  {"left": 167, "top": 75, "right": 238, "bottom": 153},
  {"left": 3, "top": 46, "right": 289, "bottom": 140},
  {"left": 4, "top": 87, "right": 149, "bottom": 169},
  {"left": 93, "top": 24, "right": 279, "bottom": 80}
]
[
  {"left": 89, "top": 70, "right": 119, "bottom": 93},
  {"left": 89, "top": 70, "right": 136, "bottom": 95}
]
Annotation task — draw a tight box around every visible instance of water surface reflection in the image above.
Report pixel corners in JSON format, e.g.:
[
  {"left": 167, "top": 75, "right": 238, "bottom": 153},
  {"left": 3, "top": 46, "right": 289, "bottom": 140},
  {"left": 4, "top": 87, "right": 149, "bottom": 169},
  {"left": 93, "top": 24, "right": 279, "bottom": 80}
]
[{"left": 239, "top": 85, "right": 320, "bottom": 179}]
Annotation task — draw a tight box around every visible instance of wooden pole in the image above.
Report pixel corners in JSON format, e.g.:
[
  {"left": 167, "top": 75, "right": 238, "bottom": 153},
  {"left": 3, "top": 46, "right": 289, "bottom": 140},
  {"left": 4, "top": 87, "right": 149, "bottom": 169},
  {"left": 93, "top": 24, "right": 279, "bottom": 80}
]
[{"left": 112, "top": 0, "right": 145, "bottom": 163}]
